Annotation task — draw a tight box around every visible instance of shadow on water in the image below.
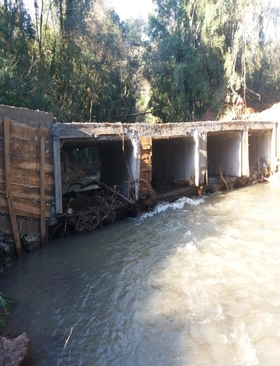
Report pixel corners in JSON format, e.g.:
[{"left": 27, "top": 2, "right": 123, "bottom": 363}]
[{"left": 1, "top": 185, "right": 280, "bottom": 365}]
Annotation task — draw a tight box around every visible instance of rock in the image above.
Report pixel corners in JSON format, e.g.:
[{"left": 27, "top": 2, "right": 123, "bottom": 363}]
[
  {"left": 0, "top": 242, "right": 10, "bottom": 253},
  {"left": 0, "top": 333, "right": 32, "bottom": 366}
]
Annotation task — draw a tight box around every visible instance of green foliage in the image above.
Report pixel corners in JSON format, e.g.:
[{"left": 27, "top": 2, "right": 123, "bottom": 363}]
[
  {"left": 0, "top": 291, "right": 15, "bottom": 327},
  {"left": 146, "top": 0, "right": 280, "bottom": 120},
  {"left": 0, "top": 0, "right": 279, "bottom": 122}
]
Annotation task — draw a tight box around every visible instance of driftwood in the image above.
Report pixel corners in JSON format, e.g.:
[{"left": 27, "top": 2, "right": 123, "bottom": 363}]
[
  {"left": 236, "top": 176, "right": 247, "bottom": 186},
  {"left": 96, "top": 181, "right": 135, "bottom": 205},
  {"left": 54, "top": 180, "right": 135, "bottom": 238},
  {"left": 67, "top": 179, "right": 135, "bottom": 205},
  {"left": 218, "top": 167, "right": 229, "bottom": 190},
  {"left": 123, "top": 178, "right": 156, "bottom": 199}
]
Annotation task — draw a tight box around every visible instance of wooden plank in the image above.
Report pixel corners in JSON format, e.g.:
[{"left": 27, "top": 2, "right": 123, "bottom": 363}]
[
  {"left": 4, "top": 116, "right": 22, "bottom": 257},
  {"left": 10, "top": 159, "right": 54, "bottom": 174},
  {"left": 4, "top": 118, "right": 10, "bottom": 200},
  {"left": 0, "top": 197, "right": 51, "bottom": 218},
  {"left": 0, "top": 137, "right": 53, "bottom": 160},
  {"left": 0, "top": 186, "right": 54, "bottom": 201},
  {"left": 0, "top": 125, "right": 50, "bottom": 142},
  {"left": 0, "top": 205, "right": 41, "bottom": 219},
  {"left": 10, "top": 139, "right": 41, "bottom": 158},
  {"left": 0, "top": 157, "right": 54, "bottom": 174},
  {"left": 140, "top": 164, "right": 152, "bottom": 170},
  {"left": 140, "top": 137, "right": 153, "bottom": 199},
  {"left": 40, "top": 137, "right": 46, "bottom": 247},
  {"left": 0, "top": 167, "right": 54, "bottom": 188},
  {"left": 0, "top": 106, "right": 54, "bottom": 127},
  {"left": 9, "top": 122, "right": 51, "bottom": 140},
  {"left": 2, "top": 185, "right": 53, "bottom": 199},
  {"left": 7, "top": 197, "right": 22, "bottom": 256}
]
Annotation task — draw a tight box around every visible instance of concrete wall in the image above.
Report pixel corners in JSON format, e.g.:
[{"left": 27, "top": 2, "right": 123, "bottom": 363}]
[
  {"left": 248, "top": 129, "right": 273, "bottom": 170},
  {"left": 99, "top": 139, "right": 135, "bottom": 197},
  {"left": 152, "top": 137, "right": 195, "bottom": 184},
  {"left": 207, "top": 131, "right": 242, "bottom": 177},
  {"left": 52, "top": 120, "right": 278, "bottom": 214}
]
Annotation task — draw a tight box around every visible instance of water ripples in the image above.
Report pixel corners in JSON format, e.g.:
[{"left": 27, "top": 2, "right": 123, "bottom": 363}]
[{"left": 1, "top": 184, "right": 280, "bottom": 365}]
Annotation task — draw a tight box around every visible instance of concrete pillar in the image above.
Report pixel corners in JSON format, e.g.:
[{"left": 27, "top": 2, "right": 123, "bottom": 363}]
[
  {"left": 241, "top": 129, "right": 249, "bottom": 176},
  {"left": 194, "top": 130, "right": 208, "bottom": 186},
  {"left": 130, "top": 134, "right": 140, "bottom": 201},
  {"left": 53, "top": 137, "right": 63, "bottom": 214},
  {"left": 271, "top": 123, "right": 277, "bottom": 171}
]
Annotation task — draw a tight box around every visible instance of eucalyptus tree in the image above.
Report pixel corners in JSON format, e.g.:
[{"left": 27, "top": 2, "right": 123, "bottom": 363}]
[
  {"left": 83, "top": 0, "right": 148, "bottom": 122},
  {"left": 0, "top": 0, "right": 36, "bottom": 106},
  {"left": 147, "top": 0, "right": 280, "bottom": 121},
  {"left": 28, "top": 0, "right": 147, "bottom": 122},
  {"left": 147, "top": 0, "right": 223, "bottom": 122},
  {"left": 250, "top": 1, "right": 280, "bottom": 102}
]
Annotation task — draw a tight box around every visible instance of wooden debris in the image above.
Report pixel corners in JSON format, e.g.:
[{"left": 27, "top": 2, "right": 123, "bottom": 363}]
[
  {"left": 52, "top": 181, "right": 135, "bottom": 238},
  {"left": 218, "top": 167, "right": 229, "bottom": 190}
]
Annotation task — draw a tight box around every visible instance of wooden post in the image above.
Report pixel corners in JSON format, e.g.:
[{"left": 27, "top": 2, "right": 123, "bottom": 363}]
[
  {"left": 4, "top": 117, "right": 22, "bottom": 257},
  {"left": 40, "top": 137, "right": 46, "bottom": 247}
]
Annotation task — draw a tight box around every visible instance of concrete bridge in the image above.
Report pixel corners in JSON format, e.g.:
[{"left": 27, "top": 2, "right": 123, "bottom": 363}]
[
  {"left": 53, "top": 119, "right": 278, "bottom": 214},
  {"left": 0, "top": 105, "right": 278, "bottom": 257}
]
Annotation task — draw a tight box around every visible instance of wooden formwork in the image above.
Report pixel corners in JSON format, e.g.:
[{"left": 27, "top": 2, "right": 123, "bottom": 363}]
[
  {"left": 0, "top": 106, "right": 55, "bottom": 256},
  {"left": 139, "top": 136, "right": 153, "bottom": 199}
]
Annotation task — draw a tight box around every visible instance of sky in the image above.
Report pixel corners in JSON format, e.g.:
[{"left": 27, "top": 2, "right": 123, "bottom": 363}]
[
  {"left": 22, "top": 0, "right": 155, "bottom": 21},
  {"left": 21, "top": 0, "right": 280, "bottom": 22},
  {"left": 106, "top": 0, "right": 155, "bottom": 21}
]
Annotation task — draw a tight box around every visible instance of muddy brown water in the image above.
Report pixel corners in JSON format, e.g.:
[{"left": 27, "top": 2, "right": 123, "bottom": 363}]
[{"left": 1, "top": 183, "right": 280, "bottom": 365}]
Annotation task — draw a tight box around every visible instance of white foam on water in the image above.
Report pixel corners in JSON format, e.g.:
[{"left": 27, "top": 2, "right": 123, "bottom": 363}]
[
  {"left": 137, "top": 211, "right": 280, "bottom": 365},
  {"left": 137, "top": 196, "right": 205, "bottom": 221}
]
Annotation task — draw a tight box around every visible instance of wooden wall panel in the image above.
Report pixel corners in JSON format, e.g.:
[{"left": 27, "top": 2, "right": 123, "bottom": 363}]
[
  {"left": 11, "top": 158, "right": 54, "bottom": 174},
  {"left": 0, "top": 115, "right": 55, "bottom": 221},
  {"left": 0, "top": 167, "right": 54, "bottom": 189},
  {"left": 0, "top": 195, "right": 52, "bottom": 218},
  {"left": 0, "top": 123, "right": 51, "bottom": 140}
]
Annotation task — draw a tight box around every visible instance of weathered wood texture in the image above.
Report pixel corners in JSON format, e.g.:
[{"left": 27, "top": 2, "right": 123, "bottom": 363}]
[
  {"left": 4, "top": 117, "right": 22, "bottom": 256},
  {"left": 0, "top": 107, "right": 55, "bottom": 221},
  {"left": 140, "top": 137, "right": 152, "bottom": 199}
]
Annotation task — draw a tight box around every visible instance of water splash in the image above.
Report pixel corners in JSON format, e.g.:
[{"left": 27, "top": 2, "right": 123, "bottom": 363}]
[{"left": 138, "top": 196, "right": 205, "bottom": 220}]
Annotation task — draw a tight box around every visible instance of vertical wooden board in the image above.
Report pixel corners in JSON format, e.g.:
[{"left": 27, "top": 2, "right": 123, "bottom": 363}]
[
  {"left": 7, "top": 197, "right": 22, "bottom": 256},
  {"left": 4, "top": 117, "right": 10, "bottom": 199},
  {"left": 4, "top": 117, "right": 22, "bottom": 257},
  {"left": 140, "top": 137, "right": 152, "bottom": 198},
  {"left": 40, "top": 137, "right": 46, "bottom": 247}
]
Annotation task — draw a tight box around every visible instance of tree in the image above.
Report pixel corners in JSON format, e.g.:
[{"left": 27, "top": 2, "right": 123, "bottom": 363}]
[
  {"left": 147, "top": 0, "right": 280, "bottom": 121},
  {"left": 0, "top": 0, "right": 36, "bottom": 106}
]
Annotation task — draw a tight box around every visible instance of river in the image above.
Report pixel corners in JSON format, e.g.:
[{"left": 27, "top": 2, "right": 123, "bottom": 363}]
[{"left": 1, "top": 183, "right": 280, "bottom": 366}]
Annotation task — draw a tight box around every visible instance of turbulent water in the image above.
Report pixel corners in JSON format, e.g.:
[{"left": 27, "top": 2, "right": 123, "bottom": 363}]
[{"left": 1, "top": 183, "right": 280, "bottom": 366}]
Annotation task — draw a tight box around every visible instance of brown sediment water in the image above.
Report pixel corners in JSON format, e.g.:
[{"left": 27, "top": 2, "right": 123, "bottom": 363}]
[{"left": 1, "top": 183, "right": 280, "bottom": 366}]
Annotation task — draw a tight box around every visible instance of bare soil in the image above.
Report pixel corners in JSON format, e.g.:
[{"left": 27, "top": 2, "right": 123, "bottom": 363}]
[
  {"left": 201, "top": 101, "right": 280, "bottom": 121},
  {"left": 245, "top": 102, "right": 280, "bottom": 121}
]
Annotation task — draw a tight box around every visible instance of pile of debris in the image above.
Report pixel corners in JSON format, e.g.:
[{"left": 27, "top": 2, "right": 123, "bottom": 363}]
[{"left": 51, "top": 180, "right": 136, "bottom": 238}]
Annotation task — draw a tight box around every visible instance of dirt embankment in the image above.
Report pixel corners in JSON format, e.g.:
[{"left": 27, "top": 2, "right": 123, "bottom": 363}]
[
  {"left": 201, "top": 101, "right": 280, "bottom": 121},
  {"left": 246, "top": 102, "right": 280, "bottom": 121}
]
